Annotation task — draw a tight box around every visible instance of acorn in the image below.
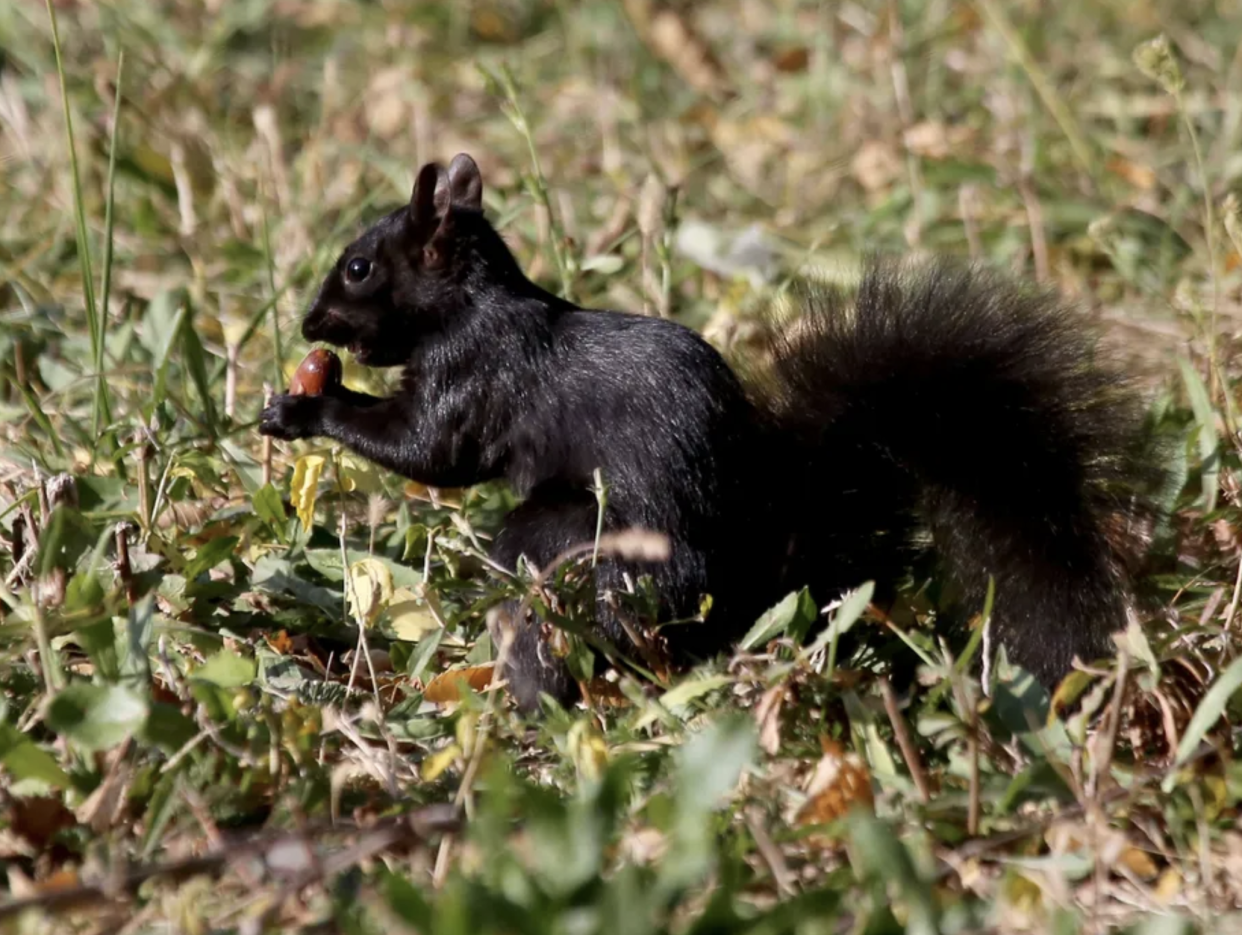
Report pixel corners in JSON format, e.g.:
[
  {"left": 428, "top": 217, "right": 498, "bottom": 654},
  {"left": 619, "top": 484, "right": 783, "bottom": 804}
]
[{"left": 290, "top": 349, "right": 342, "bottom": 396}]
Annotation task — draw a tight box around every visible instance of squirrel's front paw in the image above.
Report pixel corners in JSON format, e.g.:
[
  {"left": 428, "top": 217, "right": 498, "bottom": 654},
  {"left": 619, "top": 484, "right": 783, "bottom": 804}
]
[{"left": 259, "top": 394, "right": 324, "bottom": 440}]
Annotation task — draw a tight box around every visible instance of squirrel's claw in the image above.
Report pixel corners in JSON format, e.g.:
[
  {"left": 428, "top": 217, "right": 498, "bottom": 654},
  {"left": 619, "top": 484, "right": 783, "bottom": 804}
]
[{"left": 259, "top": 394, "right": 321, "bottom": 440}]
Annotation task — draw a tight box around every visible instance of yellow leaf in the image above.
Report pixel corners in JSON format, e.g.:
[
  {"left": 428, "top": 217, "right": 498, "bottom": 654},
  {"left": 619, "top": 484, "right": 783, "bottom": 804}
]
[
  {"left": 421, "top": 743, "right": 461, "bottom": 782},
  {"left": 1117, "top": 845, "right": 1159, "bottom": 880},
  {"left": 1153, "top": 867, "right": 1182, "bottom": 904},
  {"left": 403, "top": 481, "right": 464, "bottom": 509},
  {"left": 290, "top": 454, "right": 326, "bottom": 530},
  {"left": 567, "top": 720, "right": 609, "bottom": 782},
  {"left": 347, "top": 557, "right": 394, "bottom": 627},
  {"left": 386, "top": 587, "right": 442, "bottom": 641},
  {"left": 456, "top": 711, "right": 479, "bottom": 756},
  {"left": 338, "top": 452, "right": 382, "bottom": 495}
]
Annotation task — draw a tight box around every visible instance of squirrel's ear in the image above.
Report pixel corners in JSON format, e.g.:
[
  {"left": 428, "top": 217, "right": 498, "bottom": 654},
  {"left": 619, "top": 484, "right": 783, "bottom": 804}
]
[
  {"left": 446, "top": 153, "right": 483, "bottom": 211},
  {"left": 409, "top": 162, "right": 448, "bottom": 232}
]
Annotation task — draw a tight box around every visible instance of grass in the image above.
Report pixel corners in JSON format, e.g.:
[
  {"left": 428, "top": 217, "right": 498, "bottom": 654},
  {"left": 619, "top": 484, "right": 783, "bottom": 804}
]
[{"left": 2, "top": 0, "right": 1242, "bottom": 932}]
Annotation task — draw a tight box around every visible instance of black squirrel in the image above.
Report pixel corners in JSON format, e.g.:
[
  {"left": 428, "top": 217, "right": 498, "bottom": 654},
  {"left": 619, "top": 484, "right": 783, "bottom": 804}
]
[{"left": 259, "top": 152, "right": 1159, "bottom": 712}]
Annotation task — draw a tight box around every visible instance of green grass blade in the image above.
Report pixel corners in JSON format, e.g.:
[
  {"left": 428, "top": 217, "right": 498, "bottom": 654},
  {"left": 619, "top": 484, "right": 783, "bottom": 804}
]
[
  {"left": 45, "top": 0, "right": 107, "bottom": 433},
  {"left": 97, "top": 51, "right": 125, "bottom": 448},
  {"left": 259, "top": 191, "right": 285, "bottom": 388},
  {"left": 16, "top": 381, "right": 65, "bottom": 460}
]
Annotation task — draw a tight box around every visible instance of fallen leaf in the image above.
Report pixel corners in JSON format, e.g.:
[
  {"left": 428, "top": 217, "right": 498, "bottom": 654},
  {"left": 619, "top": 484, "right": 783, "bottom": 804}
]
[
  {"left": 425, "top": 665, "right": 497, "bottom": 704},
  {"left": 851, "top": 140, "right": 901, "bottom": 193},
  {"left": 10, "top": 795, "right": 75, "bottom": 851},
  {"left": 754, "top": 682, "right": 789, "bottom": 755},
  {"left": 796, "top": 738, "right": 874, "bottom": 825},
  {"left": 583, "top": 677, "right": 631, "bottom": 708},
  {"left": 386, "top": 587, "right": 442, "bottom": 641},
  {"left": 1106, "top": 156, "right": 1158, "bottom": 190},
  {"left": 1117, "top": 844, "right": 1160, "bottom": 880},
  {"left": 624, "top": 0, "right": 731, "bottom": 100},
  {"left": 347, "top": 557, "right": 395, "bottom": 627},
  {"left": 772, "top": 45, "right": 809, "bottom": 73}
]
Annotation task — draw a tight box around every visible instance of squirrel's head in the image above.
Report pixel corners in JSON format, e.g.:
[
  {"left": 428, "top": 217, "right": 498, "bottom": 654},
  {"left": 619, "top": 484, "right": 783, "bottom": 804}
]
[{"left": 301, "top": 152, "right": 507, "bottom": 367}]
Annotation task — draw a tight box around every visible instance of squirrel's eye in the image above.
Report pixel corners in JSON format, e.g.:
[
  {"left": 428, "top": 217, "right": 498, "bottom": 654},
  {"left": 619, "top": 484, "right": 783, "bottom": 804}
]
[{"left": 345, "top": 257, "right": 371, "bottom": 283}]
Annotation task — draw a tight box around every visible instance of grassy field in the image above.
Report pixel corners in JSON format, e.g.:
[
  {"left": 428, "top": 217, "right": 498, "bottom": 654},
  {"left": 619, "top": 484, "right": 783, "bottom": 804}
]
[{"left": 3, "top": 0, "right": 1242, "bottom": 931}]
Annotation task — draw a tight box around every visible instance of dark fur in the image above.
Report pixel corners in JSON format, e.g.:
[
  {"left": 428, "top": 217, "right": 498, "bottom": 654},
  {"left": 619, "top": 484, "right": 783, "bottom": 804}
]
[{"left": 261, "top": 153, "right": 1158, "bottom": 710}]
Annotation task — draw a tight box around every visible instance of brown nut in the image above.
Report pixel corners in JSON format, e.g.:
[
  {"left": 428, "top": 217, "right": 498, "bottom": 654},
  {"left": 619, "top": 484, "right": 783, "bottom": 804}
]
[{"left": 289, "top": 349, "right": 342, "bottom": 396}]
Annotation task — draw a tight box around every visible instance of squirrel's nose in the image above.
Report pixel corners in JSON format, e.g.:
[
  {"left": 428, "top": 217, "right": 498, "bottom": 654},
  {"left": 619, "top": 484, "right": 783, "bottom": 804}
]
[{"left": 301, "top": 299, "right": 331, "bottom": 342}]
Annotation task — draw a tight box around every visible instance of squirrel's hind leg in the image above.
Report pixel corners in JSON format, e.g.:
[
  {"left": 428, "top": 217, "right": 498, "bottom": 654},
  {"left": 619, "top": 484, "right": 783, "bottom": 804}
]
[{"left": 487, "top": 487, "right": 603, "bottom": 714}]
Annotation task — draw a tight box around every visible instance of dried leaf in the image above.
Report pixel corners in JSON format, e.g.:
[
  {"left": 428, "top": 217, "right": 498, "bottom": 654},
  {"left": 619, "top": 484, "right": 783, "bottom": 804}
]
[
  {"left": 624, "top": 0, "right": 731, "bottom": 99},
  {"left": 796, "top": 739, "right": 874, "bottom": 825},
  {"left": 1118, "top": 844, "right": 1160, "bottom": 880},
  {"left": 851, "top": 140, "right": 901, "bottom": 193},
  {"left": 347, "top": 557, "right": 395, "bottom": 628},
  {"left": 754, "top": 682, "right": 789, "bottom": 755},
  {"left": 10, "top": 795, "right": 75, "bottom": 850},
  {"left": 902, "top": 121, "right": 972, "bottom": 160},
  {"left": 1223, "top": 192, "right": 1242, "bottom": 261},
  {"left": 583, "top": 677, "right": 631, "bottom": 707},
  {"left": 425, "top": 665, "right": 497, "bottom": 704},
  {"left": 1106, "top": 156, "right": 1157, "bottom": 191},
  {"left": 596, "top": 528, "right": 671, "bottom": 562},
  {"left": 772, "top": 46, "right": 809, "bottom": 73}
]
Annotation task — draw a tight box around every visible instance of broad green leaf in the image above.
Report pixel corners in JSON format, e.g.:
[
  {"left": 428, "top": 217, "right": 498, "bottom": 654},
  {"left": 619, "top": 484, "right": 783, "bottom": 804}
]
[
  {"left": 383, "top": 871, "right": 434, "bottom": 929},
  {"left": 140, "top": 702, "right": 196, "bottom": 752},
  {"left": 661, "top": 716, "right": 756, "bottom": 892},
  {"left": 303, "top": 548, "right": 424, "bottom": 590},
  {"left": 674, "top": 715, "right": 756, "bottom": 807},
  {"left": 192, "top": 650, "right": 256, "bottom": 689},
  {"left": 252, "top": 482, "right": 287, "bottom": 533},
  {"left": 407, "top": 628, "right": 445, "bottom": 683},
  {"left": 36, "top": 505, "right": 96, "bottom": 577},
  {"left": 0, "top": 723, "right": 70, "bottom": 788},
  {"left": 740, "top": 588, "right": 810, "bottom": 651},
  {"left": 44, "top": 683, "right": 149, "bottom": 752},
  {"left": 802, "top": 580, "right": 875, "bottom": 659},
  {"left": 182, "top": 535, "right": 239, "bottom": 581},
  {"left": 652, "top": 674, "right": 734, "bottom": 721},
  {"left": 846, "top": 812, "right": 938, "bottom": 935}
]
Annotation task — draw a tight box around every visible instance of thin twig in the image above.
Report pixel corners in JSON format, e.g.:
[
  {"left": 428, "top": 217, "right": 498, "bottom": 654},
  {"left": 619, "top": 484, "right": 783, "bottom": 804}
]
[{"left": 879, "top": 677, "right": 930, "bottom": 804}]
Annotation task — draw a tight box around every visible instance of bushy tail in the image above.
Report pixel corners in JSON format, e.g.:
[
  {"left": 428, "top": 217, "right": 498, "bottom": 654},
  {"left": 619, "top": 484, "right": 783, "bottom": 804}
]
[{"left": 762, "top": 257, "right": 1161, "bottom": 687}]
